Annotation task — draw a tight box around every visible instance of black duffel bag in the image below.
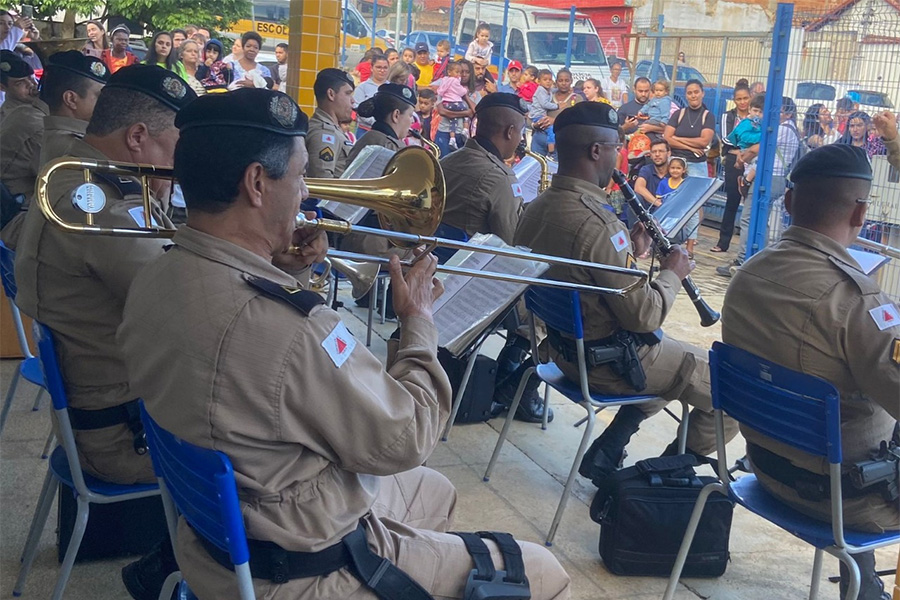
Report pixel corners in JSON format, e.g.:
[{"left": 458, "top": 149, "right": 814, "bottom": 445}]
[{"left": 589, "top": 454, "right": 733, "bottom": 578}]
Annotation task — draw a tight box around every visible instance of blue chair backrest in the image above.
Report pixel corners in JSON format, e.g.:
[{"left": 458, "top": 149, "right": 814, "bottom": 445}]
[
  {"left": 0, "top": 240, "right": 17, "bottom": 299},
  {"left": 524, "top": 287, "right": 584, "bottom": 340},
  {"left": 433, "top": 223, "right": 468, "bottom": 264},
  {"left": 33, "top": 323, "right": 69, "bottom": 412},
  {"left": 710, "top": 342, "right": 842, "bottom": 465},
  {"left": 139, "top": 402, "right": 250, "bottom": 567}
]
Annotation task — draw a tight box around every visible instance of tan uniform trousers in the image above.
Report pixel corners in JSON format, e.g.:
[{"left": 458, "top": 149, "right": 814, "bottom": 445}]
[{"left": 178, "top": 466, "right": 570, "bottom": 600}]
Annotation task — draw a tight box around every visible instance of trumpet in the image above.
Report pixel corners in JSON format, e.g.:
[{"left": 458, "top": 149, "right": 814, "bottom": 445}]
[
  {"left": 35, "top": 147, "right": 647, "bottom": 296},
  {"left": 407, "top": 129, "right": 441, "bottom": 158}
]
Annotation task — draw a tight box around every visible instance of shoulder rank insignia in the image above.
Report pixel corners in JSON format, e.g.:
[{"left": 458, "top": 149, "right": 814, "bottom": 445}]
[
  {"left": 626, "top": 253, "right": 636, "bottom": 269},
  {"left": 892, "top": 339, "right": 900, "bottom": 365},
  {"left": 244, "top": 274, "right": 324, "bottom": 316},
  {"left": 319, "top": 146, "right": 335, "bottom": 162}
]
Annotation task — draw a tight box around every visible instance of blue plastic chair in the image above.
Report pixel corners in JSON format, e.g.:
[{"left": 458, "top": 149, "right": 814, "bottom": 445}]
[
  {"left": 663, "top": 342, "right": 900, "bottom": 600},
  {"left": 483, "top": 286, "right": 688, "bottom": 546},
  {"left": 13, "top": 323, "right": 160, "bottom": 600},
  {"left": 0, "top": 240, "right": 46, "bottom": 434},
  {"left": 140, "top": 402, "right": 256, "bottom": 600},
  {"left": 432, "top": 223, "right": 469, "bottom": 264}
]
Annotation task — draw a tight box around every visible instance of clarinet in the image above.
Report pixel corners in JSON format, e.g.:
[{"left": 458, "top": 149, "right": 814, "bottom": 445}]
[{"left": 611, "top": 169, "right": 720, "bottom": 328}]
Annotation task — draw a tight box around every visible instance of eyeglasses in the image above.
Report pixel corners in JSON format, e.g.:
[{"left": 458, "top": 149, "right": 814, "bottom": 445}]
[{"left": 597, "top": 142, "right": 623, "bottom": 152}]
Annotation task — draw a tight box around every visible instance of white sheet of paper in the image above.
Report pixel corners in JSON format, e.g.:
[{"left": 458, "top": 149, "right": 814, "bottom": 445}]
[
  {"left": 316, "top": 146, "right": 396, "bottom": 224},
  {"left": 848, "top": 247, "right": 891, "bottom": 276}
]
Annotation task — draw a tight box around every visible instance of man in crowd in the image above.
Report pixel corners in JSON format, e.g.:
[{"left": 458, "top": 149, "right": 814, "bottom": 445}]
[
  {"left": 497, "top": 59, "right": 523, "bottom": 94},
  {"left": 0, "top": 50, "right": 46, "bottom": 247},
  {"left": 472, "top": 57, "right": 496, "bottom": 97},
  {"left": 413, "top": 41, "right": 434, "bottom": 87},
  {"left": 274, "top": 42, "right": 289, "bottom": 91},
  {"left": 723, "top": 144, "right": 899, "bottom": 600},
  {"left": 353, "top": 53, "right": 389, "bottom": 134},
  {"left": 3, "top": 51, "right": 110, "bottom": 249},
  {"left": 306, "top": 68, "right": 355, "bottom": 178},
  {"left": 118, "top": 87, "right": 571, "bottom": 600},
  {"left": 749, "top": 81, "right": 765, "bottom": 98},
  {"left": 633, "top": 139, "right": 671, "bottom": 208},
  {"left": 618, "top": 76, "right": 658, "bottom": 137},
  {"left": 514, "top": 102, "right": 738, "bottom": 484},
  {"left": 874, "top": 110, "right": 899, "bottom": 170},
  {"left": 101, "top": 25, "right": 138, "bottom": 73}
]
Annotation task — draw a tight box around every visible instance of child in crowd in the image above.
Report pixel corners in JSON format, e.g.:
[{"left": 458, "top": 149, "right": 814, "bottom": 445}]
[
  {"left": 465, "top": 23, "right": 493, "bottom": 64},
  {"left": 517, "top": 66, "right": 538, "bottom": 105},
  {"left": 433, "top": 39, "right": 451, "bottom": 81},
  {"left": 656, "top": 156, "right": 687, "bottom": 199},
  {"left": 530, "top": 69, "right": 558, "bottom": 155},
  {"left": 416, "top": 88, "right": 437, "bottom": 141},
  {"left": 727, "top": 93, "right": 766, "bottom": 186},
  {"left": 401, "top": 47, "right": 415, "bottom": 65},
  {"left": 340, "top": 119, "right": 357, "bottom": 145},
  {"left": 201, "top": 39, "right": 231, "bottom": 92},
  {"left": 435, "top": 61, "right": 472, "bottom": 148},
  {"left": 273, "top": 42, "right": 288, "bottom": 91},
  {"left": 638, "top": 79, "right": 675, "bottom": 126}
]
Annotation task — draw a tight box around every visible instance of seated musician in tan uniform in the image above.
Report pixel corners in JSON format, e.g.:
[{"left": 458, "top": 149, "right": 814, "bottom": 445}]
[
  {"left": 514, "top": 102, "right": 738, "bottom": 485},
  {"left": 305, "top": 68, "right": 355, "bottom": 179},
  {"left": 118, "top": 88, "right": 570, "bottom": 600},
  {"left": 14, "top": 64, "right": 197, "bottom": 600},
  {"left": 0, "top": 50, "right": 47, "bottom": 247},
  {"left": 723, "top": 144, "right": 899, "bottom": 600}
]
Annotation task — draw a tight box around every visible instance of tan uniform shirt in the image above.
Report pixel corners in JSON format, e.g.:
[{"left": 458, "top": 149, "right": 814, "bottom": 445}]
[
  {"left": 346, "top": 127, "right": 403, "bottom": 165},
  {"left": 1, "top": 115, "right": 88, "bottom": 249},
  {"left": 305, "top": 108, "right": 353, "bottom": 178},
  {"left": 14, "top": 137, "right": 171, "bottom": 483},
  {"left": 440, "top": 138, "right": 523, "bottom": 244},
  {"left": 0, "top": 97, "right": 47, "bottom": 199},
  {"left": 118, "top": 226, "right": 460, "bottom": 596},
  {"left": 886, "top": 135, "right": 900, "bottom": 171},
  {"left": 722, "top": 226, "right": 899, "bottom": 531}
]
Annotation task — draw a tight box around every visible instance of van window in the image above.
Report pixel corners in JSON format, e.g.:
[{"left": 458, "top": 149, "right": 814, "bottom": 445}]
[
  {"left": 508, "top": 29, "right": 526, "bottom": 63},
  {"left": 344, "top": 10, "right": 366, "bottom": 38},
  {"left": 458, "top": 17, "right": 503, "bottom": 49},
  {"left": 796, "top": 82, "right": 836, "bottom": 102},
  {"left": 526, "top": 32, "right": 606, "bottom": 67}
]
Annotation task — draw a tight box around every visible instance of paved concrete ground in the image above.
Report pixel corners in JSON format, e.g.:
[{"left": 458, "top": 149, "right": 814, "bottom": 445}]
[{"left": 1, "top": 225, "right": 895, "bottom": 599}]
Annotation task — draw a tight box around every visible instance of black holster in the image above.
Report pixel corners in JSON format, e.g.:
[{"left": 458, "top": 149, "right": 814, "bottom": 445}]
[{"left": 548, "top": 329, "right": 660, "bottom": 393}]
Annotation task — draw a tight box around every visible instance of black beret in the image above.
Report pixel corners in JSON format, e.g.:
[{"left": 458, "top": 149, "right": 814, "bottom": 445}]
[
  {"left": 175, "top": 88, "right": 308, "bottom": 136},
  {"left": 104, "top": 64, "right": 196, "bottom": 112},
  {"left": 789, "top": 143, "right": 872, "bottom": 183},
  {"left": 553, "top": 101, "right": 620, "bottom": 133},
  {"left": 376, "top": 82, "right": 416, "bottom": 107},
  {"left": 45, "top": 50, "right": 110, "bottom": 84},
  {"left": 475, "top": 92, "right": 528, "bottom": 115},
  {"left": 316, "top": 67, "right": 354, "bottom": 90},
  {"left": 0, "top": 49, "right": 34, "bottom": 81}
]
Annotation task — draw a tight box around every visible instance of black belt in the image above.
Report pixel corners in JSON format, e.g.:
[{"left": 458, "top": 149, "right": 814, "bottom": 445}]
[
  {"left": 67, "top": 399, "right": 148, "bottom": 455},
  {"left": 198, "top": 522, "right": 433, "bottom": 600},
  {"left": 546, "top": 329, "right": 645, "bottom": 365},
  {"left": 747, "top": 443, "right": 869, "bottom": 502}
]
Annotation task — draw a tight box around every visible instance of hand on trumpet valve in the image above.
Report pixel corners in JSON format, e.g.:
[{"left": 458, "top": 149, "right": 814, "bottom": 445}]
[
  {"left": 389, "top": 247, "right": 444, "bottom": 322},
  {"left": 660, "top": 245, "right": 694, "bottom": 280},
  {"left": 275, "top": 211, "right": 329, "bottom": 272}
]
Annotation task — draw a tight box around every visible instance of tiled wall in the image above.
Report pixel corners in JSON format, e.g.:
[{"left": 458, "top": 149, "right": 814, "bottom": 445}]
[{"left": 288, "top": 0, "right": 341, "bottom": 111}]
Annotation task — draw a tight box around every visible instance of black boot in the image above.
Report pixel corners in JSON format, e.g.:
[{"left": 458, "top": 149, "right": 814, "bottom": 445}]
[
  {"left": 579, "top": 404, "right": 647, "bottom": 486},
  {"left": 122, "top": 537, "right": 179, "bottom": 600},
  {"left": 840, "top": 550, "right": 890, "bottom": 600},
  {"left": 492, "top": 359, "right": 553, "bottom": 423},
  {"left": 495, "top": 334, "right": 532, "bottom": 389}
]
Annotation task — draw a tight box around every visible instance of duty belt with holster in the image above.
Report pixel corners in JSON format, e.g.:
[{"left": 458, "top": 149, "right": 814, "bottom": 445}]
[
  {"left": 197, "top": 522, "right": 531, "bottom": 600},
  {"left": 546, "top": 328, "right": 663, "bottom": 392},
  {"left": 67, "top": 398, "right": 148, "bottom": 455},
  {"left": 747, "top": 442, "right": 900, "bottom": 503}
]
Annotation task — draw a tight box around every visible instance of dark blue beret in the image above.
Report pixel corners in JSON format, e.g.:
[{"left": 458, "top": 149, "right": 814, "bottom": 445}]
[
  {"left": 475, "top": 92, "right": 528, "bottom": 115},
  {"left": 554, "top": 101, "right": 620, "bottom": 133},
  {"left": 0, "top": 49, "right": 33, "bottom": 80},
  {"left": 45, "top": 50, "right": 110, "bottom": 84},
  {"left": 789, "top": 143, "right": 872, "bottom": 183},
  {"left": 175, "top": 88, "right": 308, "bottom": 136},
  {"left": 104, "top": 64, "right": 196, "bottom": 112},
  {"left": 376, "top": 82, "right": 416, "bottom": 107},
  {"left": 316, "top": 67, "right": 354, "bottom": 91}
]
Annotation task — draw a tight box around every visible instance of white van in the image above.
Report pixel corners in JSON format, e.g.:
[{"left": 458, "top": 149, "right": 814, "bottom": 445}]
[{"left": 455, "top": 2, "right": 610, "bottom": 82}]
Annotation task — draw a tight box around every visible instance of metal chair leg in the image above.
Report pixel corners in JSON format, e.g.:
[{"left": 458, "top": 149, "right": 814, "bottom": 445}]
[
  {"left": 833, "top": 549, "right": 861, "bottom": 600},
  {"left": 0, "top": 367, "right": 22, "bottom": 433},
  {"left": 809, "top": 548, "right": 824, "bottom": 600},
  {"left": 366, "top": 294, "right": 374, "bottom": 347},
  {"left": 662, "top": 481, "right": 727, "bottom": 600},
  {"left": 483, "top": 366, "right": 535, "bottom": 482},
  {"left": 14, "top": 470, "right": 57, "bottom": 595},
  {"left": 31, "top": 387, "right": 45, "bottom": 411},
  {"left": 442, "top": 347, "right": 482, "bottom": 442},
  {"left": 545, "top": 400, "right": 596, "bottom": 546},
  {"left": 573, "top": 406, "right": 602, "bottom": 429},
  {"left": 540, "top": 384, "right": 550, "bottom": 431},
  {"left": 380, "top": 278, "right": 388, "bottom": 325},
  {"left": 160, "top": 571, "right": 182, "bottom": 600},
  {"left": 51, "top": 496, "right": 90, "bottom": 600},
  {"left": 41, "top": 428, "right": 55, "bottom": 459},
  {"left": 677, "top": 400, "right": 690, "bottom": 454}
]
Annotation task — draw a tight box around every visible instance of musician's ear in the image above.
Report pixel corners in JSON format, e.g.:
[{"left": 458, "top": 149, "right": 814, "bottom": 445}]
[
  {"left": 589, "top": 142, "right": 603, "bottom": 161},
  {"left": 783, "top": 188, "right": 793, "bottom": 217}
]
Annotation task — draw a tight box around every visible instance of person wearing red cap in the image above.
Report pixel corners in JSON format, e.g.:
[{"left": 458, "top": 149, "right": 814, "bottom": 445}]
[{"left": 497, "top": 59, "right": 522, "bottom": 94}]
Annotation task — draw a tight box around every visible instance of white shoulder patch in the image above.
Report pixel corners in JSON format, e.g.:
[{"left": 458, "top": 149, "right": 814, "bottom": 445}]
[
  {"left": 610, "top": 229, "right": 629, "bottom": 253},
  {"left": 511, "top": 182, "right": 523, "bottom": 198},
  {"left": 869, "top": 303, "right": 900, "bottom": 331},
  {"left": 127, "top": 206, "right": 160, "bottom": 228},
  {"left": 321, "top": 321, "right": 357, "bottom": 367},
  {"left": 322, "top": 133, "right": 336, "bottom": 144}
]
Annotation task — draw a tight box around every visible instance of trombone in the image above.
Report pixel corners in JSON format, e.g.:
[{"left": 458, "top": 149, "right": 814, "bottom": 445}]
[
  {"left": 407, "top": 129, "right": 441, "bottom": 158},
  {"left": 35, "top": 147, "right": 647, "bottom": 297}
]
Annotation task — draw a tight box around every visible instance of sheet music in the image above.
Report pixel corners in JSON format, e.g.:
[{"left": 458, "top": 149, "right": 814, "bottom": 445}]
[
  {"left": 514, "top": 156, "right": 558, "bottom": 204},
  {"left": 652, "top": 177, "right": 723, "bottom": 236},
  {"left": 848, "top": 247, "right": 891, "bottom": 276},
  {"left": 316, "top": 146, "right": 395, "bottom": 224},
  {"left": 432, "top": 234, "right": 548, "bottom": 355}
]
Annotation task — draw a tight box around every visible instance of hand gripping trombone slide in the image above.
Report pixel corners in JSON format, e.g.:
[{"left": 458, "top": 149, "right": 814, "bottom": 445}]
[{"left": 611, "top": 169, "right": 721, "bottom": 327}]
